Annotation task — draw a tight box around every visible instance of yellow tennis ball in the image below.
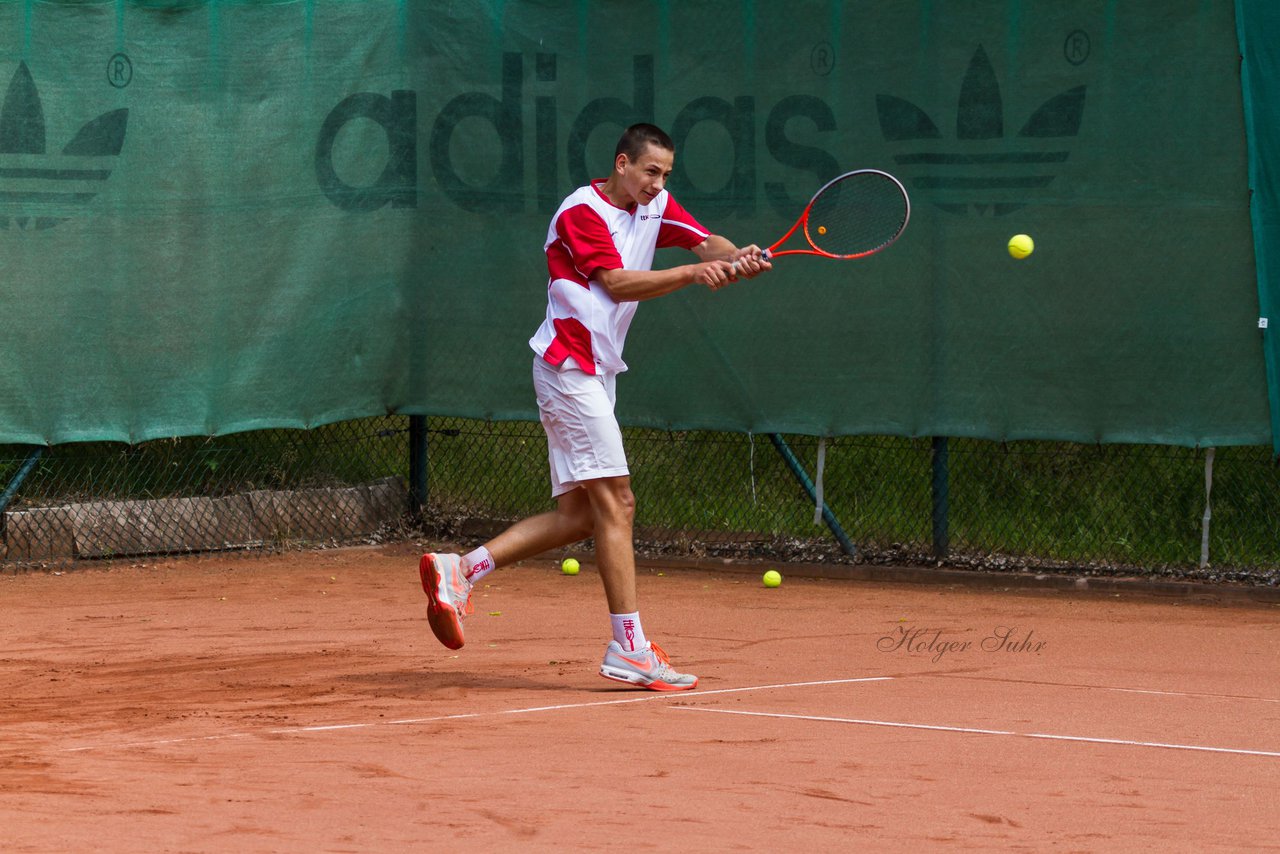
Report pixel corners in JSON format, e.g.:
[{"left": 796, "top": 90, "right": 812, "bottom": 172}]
[
  {"left": 762, "top": 569, "right": 782, "bottom": 588},
  {"left": 1008, "top": 233, "right": 1034, "bottom": 259},
  {"left": 561, "top": 558, "right": 580, "bottom": 575},
  {"left": 817, "top": 225, "right": 827, "bottom": 234}
]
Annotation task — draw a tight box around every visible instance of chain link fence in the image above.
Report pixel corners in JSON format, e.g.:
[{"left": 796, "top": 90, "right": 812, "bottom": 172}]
[
  {"left": 0, "top": 419, "right": 410, "bottom": 565},
  {"left": 3, "top": 415, "right": 1278, "bottom": 584}
]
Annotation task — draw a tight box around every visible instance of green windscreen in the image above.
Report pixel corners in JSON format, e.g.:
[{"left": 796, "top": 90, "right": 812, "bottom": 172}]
[{"left": 0, "top": 1, "right": 1270, "bottom": 448}]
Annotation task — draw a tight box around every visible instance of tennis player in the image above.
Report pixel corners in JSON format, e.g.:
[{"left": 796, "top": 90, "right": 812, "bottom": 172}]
[{"left": 420, "top": 123, "right": 770, "bottom": 691}]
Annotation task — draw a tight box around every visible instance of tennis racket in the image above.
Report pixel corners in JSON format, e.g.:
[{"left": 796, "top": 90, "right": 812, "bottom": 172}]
[{"left": 735, "top": 169, "right": 910, "bottom": 268}]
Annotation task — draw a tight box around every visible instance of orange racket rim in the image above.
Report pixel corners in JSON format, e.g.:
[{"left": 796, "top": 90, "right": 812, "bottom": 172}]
[{"left": 792, "top": 169, "right": 911, "bottom": 260}]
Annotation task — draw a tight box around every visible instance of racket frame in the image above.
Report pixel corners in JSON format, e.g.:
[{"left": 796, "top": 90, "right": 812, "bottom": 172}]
[{"left": 765, "top": 168, "right": 910, "bottom": 261}]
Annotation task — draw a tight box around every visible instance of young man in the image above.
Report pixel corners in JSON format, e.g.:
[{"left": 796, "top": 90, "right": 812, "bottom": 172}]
[{"left": 419, "top": 123, "right": 770, "bottom": 691}]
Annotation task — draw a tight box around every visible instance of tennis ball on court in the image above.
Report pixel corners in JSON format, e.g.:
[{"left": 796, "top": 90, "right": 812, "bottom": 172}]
[
  {"left": 762, "top": 569, "right": 782, "bottom": 588},
  {"left": 817, "top": 225, "right": 827, "bottom": 235},
  {"left": 561, "top": 558, "right": 580, "bottom": 575},
  {"left": 1008, "top": 233, "right": 1034, "bottom": 259}
]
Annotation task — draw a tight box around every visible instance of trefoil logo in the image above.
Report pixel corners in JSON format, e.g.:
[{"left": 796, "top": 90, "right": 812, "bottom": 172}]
[
  {"left": 876, "top": 45, "right": 1086, "bottom": 216},
  {"left": 0, "top": 61, "right": 129, "bottom": 231}
]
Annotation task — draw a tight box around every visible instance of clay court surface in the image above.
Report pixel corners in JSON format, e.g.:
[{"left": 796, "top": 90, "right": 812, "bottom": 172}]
[{"left": 2, "top": 544, "right": 1278, "bottom": 852}]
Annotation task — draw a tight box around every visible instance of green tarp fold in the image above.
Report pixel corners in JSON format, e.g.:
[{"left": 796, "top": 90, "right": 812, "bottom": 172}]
[{"left": 1237, "top": 0, "right": 1280, "bottom": 455}]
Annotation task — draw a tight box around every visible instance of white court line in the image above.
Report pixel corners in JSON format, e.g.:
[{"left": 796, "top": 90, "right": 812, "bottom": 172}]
[
  {"left": 676, "top": 707, "right": 1280, "bottom": 759},
  {"left": 60, "top": 676, "right": 892, "bottom": 753},
  {"left": 926, "top": 673, "right": 1280, "bottom": 704}
]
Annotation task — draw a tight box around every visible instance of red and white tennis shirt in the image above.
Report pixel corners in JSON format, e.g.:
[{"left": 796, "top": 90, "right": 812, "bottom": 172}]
[{"left": 528, "top": 180, "right": 709, "bottom": 375}]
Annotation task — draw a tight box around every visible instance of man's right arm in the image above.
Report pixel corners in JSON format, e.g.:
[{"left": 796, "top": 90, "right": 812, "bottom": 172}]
[{"left": 594, "top": 260, "right": 736, "bottom": 302}]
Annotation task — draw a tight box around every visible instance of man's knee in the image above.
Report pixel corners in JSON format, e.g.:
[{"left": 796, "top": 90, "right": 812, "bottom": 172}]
[
  {"left": 616, "top": 485, "right": 636, "bottom": 521},
  {"left": 583, "top": 477, "right": 634, "bottom": 523}
]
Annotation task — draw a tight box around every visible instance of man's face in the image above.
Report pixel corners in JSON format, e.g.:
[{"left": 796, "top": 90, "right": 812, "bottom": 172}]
[{"left": 615, "top": 142, "right": 674, "bottom": 207}]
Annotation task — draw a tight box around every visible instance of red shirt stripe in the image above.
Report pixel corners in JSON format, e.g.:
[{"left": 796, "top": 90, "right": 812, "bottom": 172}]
[{"left": 555, "top": 203, "right": 623, "bottom": 281}]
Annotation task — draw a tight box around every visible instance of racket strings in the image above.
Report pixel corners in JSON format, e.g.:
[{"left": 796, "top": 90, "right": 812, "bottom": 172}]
[{"left": 804, "top": 174, "right": 908, "bottom": 258}]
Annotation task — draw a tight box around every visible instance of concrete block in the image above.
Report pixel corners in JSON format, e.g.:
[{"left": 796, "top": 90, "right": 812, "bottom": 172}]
[{"left": 3, "top": 506, "right": 77, "bottom": 561}]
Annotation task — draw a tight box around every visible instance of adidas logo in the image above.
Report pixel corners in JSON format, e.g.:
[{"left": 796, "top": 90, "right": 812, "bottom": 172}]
[
  {"left": 0, "top": 62, "right": 128, "bottom": 230},
  {"left": 877, "top": 45, "right": 1085, "bottom": 216}
]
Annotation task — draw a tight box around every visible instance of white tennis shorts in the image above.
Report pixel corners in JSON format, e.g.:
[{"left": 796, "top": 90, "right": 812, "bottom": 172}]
[{"left": 532, "top": 357, "right": 629, "bottom": 497}]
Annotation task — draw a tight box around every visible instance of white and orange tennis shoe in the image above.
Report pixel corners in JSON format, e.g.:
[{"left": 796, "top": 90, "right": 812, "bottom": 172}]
[
  {"left": 419, "top": 553, "right": 473, "bottom": 650},
  {"left": 599, "top": 641, "right": 698, "bottom": 691}
]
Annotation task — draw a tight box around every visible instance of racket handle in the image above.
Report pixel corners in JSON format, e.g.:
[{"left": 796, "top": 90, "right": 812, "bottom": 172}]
[{"left": 730, "top": 248, "right": 771, "bottom": 274}]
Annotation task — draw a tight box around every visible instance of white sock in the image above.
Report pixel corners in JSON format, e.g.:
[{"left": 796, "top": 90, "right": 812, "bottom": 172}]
[
  {"left": 463, "top": 546, "right": 495, "bottom": 583},
  {"left": 610, "top": 612, "right": 647, "bottom": 652}
]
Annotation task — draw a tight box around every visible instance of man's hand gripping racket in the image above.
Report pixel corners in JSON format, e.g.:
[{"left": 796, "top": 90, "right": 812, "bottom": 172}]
[{"left": 733, "top": 169, "right": 910, "bottom": 272}]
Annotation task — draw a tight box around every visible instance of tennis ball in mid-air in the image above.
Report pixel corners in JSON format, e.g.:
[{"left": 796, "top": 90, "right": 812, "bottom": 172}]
[
  {"left": 561, "top": 558, "right": 580, "bottom": 575},
  {"left": 1008, "top": 233, "right": 1034, "bottom": 259},
  {"left": 762, "top": 570, "right": 782, "bottom": 588}
]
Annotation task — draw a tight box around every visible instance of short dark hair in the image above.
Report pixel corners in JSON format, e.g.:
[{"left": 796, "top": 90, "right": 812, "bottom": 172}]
[{"left": 615, "top": 123, "right": 674, "bottom": 161}]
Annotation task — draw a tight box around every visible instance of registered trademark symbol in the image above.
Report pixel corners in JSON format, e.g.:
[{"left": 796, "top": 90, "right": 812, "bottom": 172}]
[
  {"left": 106, "top": 53, "right": 132, "bottom": 88},
  {"left": 1064, "top": 30, "right": 1090, "bottom": 66},
  {"left": 810, "top": 42, "right": 834, "bottom": 77}
]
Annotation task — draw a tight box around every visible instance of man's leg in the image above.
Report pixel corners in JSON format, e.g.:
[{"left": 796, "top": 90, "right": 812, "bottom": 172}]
[
  {"left": 419, "top": 487, "right": 594, "bottom": 650},
  {"left": 437, "top": 477, "right": 627, "bottom": 603},
  {"left": 581, "top": 475, "right": 637, "bottom": 614},
  {"left": 585, "top": 475, "right": 698, "bottom": 691},
  {"left": 482, "top": 487, "right": 594, "bottom": 569}
]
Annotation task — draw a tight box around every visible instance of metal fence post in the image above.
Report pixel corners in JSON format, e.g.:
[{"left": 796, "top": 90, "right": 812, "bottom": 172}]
[
  {"left": 408, "top": 415, "right": 428, "bottom": 515},
  {"left": 0, "top": 446, "right": 44, "bottom": 515},
  {"left": 1199, "top": 446, "right": 1215, "bottom": 569},
  {"left": 768, "top": 434, "right": 857, "bottom": 558},
  {"left": 931, "top": 436, "right": 950, "bottom": 559}
]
